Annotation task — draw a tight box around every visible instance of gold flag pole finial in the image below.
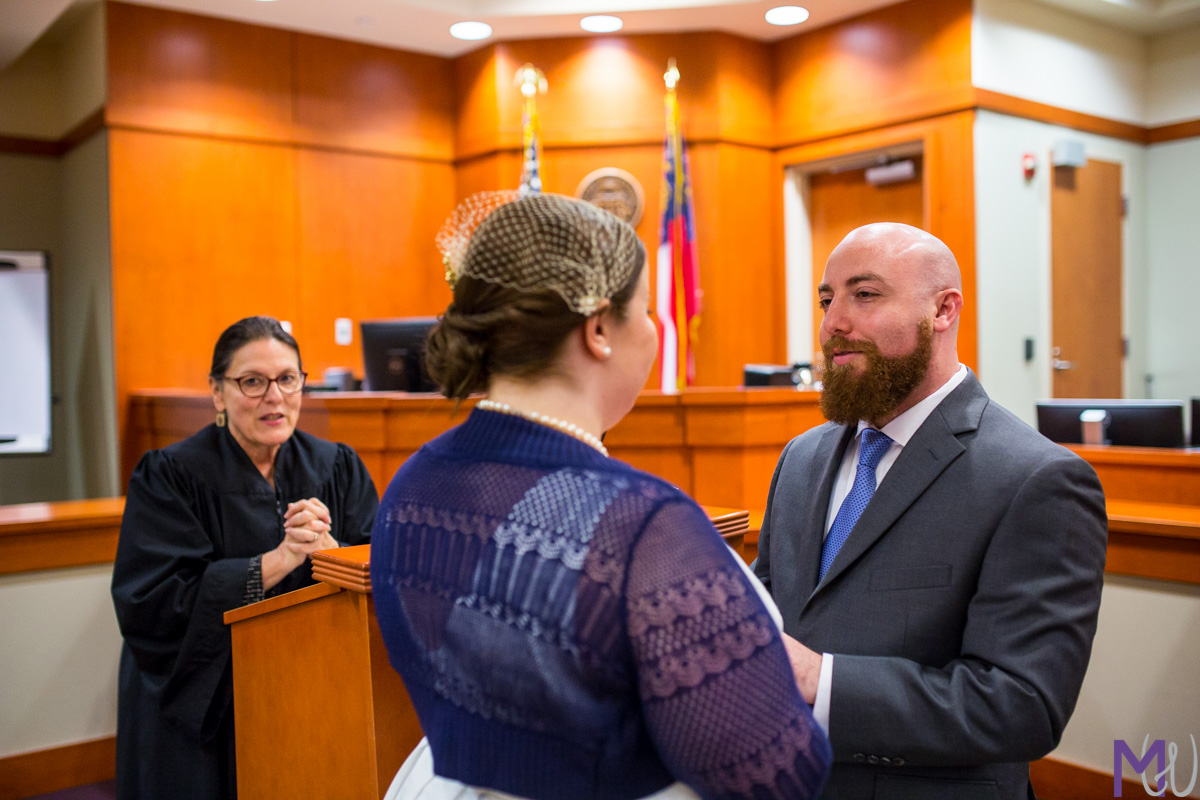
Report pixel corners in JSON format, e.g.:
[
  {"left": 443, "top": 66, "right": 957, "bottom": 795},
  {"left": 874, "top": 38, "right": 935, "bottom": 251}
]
[
  {"left": 664, "top": 58, "right": 679, "bottom": 90},
  {"left": 515, "top": 63, "right": 548, "bottom": 98}
]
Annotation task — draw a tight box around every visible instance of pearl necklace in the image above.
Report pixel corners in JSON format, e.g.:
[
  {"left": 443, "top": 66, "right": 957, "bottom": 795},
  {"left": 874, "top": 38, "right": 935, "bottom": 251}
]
[{"left": 477, "top": 399, "right": 609, "bottom": 457}]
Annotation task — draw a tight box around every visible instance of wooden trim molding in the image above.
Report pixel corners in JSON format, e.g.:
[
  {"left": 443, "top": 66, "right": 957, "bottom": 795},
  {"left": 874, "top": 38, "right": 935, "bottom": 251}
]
[
  {"left": 974, "top": 88, "right": 1200, "bottom": 146},
  {"left": 1031, "top": 756, "right": 1148, "bottom": 800},
  {"left": 974, "top": 88, "right": 1149, "bottom": 144},
  {"left": 0, "top": 498, "right": 125, "bottom": 576},
  {"left": 0, "top": 736, "right": 115, "bottom": 800},
  {"left": 1149, "top": 118, "right": 1200, "bottom": 144},
  {"left": 0, "top": 108, "right": 107, "bottom": 158}
]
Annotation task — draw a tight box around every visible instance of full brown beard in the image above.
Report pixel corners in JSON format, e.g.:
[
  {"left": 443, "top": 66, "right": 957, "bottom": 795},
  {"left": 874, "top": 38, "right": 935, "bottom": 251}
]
[{"left": 819, "top": 318, "right": 933, "bottom": 427}]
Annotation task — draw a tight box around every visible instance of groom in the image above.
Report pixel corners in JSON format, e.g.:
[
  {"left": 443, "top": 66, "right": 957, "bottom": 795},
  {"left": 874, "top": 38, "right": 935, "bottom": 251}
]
[{"left": 754, "top": 223, "right": 1108, "bottom": 799}]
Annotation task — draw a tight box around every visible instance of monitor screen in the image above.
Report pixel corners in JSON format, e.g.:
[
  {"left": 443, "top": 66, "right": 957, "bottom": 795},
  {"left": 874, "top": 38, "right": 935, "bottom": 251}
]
[
  {"left": 360, "top": 317, "right": 439, "bottom": 393},
  {"left": 1036, "top": 399, "right": 1185, "bottom": 449}
]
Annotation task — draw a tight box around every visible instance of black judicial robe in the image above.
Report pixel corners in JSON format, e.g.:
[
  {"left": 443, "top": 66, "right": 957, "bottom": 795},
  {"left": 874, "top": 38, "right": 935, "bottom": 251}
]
[{"left": 111, "top": 423, "right": 379, "bottom": 800}]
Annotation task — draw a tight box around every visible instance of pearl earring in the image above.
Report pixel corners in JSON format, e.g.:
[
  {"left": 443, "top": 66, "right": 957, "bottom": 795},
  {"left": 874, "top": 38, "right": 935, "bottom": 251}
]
[{"left": 602, "top": 346, "right": 612, "bottom": 358}]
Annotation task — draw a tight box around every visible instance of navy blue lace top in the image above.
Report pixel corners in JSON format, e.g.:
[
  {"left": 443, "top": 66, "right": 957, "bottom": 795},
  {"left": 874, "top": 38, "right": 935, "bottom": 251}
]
[{"left": 371, "top": 408, "right": 830, "bottom": 800}]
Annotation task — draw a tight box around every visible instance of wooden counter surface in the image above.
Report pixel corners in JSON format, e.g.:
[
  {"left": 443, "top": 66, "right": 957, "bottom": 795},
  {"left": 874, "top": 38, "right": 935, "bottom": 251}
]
[{"left": 0, "top": 497, "right": 125, "bottom": 575}]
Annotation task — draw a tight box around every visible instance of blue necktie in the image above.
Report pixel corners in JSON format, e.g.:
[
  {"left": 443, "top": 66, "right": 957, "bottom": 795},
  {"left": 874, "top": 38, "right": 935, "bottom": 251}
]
[{"left": 819, "top": 428, "right": 894, "bottom": 581}]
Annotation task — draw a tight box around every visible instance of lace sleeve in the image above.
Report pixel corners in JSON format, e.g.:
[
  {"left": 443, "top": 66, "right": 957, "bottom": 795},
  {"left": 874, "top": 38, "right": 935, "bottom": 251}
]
[{"left": 625, "top": 500, "right": 831, "bottom": 800}]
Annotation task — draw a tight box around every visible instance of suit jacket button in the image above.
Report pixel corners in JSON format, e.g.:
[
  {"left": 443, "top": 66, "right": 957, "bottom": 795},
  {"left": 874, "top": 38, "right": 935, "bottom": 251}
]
[
  {"left": 853, "top": 753, "right": 865, "bottom": 762},
  {"left": 867, "top": 755, "right": 880, "bottom": 765},
  {"left": 892, "top": 757, "right": 905, "bottom": 766}
]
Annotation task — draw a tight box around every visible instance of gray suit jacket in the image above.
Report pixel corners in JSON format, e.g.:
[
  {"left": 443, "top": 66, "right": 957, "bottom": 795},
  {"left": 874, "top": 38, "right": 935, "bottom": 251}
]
[{"left": 753, "top": 373, "right": 1107, "bottom": 800}]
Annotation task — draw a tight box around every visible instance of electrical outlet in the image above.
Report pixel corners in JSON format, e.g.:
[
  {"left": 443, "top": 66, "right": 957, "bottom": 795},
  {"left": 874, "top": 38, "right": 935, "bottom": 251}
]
[{"left": 335, "top": 318, "right": 353, "bottom": 346}]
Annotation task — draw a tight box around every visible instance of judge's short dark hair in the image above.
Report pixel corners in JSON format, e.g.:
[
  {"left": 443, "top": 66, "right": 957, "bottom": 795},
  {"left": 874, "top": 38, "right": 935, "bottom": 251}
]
[{"left": 209, "top": 316, "right": 302, "bottom": 379}]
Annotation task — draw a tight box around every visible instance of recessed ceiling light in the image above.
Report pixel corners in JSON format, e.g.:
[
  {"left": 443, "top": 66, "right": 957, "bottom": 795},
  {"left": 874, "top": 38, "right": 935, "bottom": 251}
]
[
  {"left": 765, "top": 6, "right": 810, "bottom": 25},
  {"left": 580, "top": 15, "right": 623, "bottom": 33},
  {"left": 450, "top": 21, "right": 492, "bottom": 41}
]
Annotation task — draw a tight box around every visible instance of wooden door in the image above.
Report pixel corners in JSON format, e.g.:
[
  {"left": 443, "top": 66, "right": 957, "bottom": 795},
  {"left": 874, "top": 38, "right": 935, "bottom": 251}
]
[
  {"left": 809, "top": 157, "right": 924, "bottom": 352},
  {"left": 1050, "top": 159, "right": 1123, "bottom": 398}
]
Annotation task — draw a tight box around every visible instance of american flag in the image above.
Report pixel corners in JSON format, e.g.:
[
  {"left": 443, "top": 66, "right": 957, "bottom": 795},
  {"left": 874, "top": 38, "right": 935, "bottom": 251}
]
[{"left": 656, "top": 59, "right": 701, "bottom": 393}]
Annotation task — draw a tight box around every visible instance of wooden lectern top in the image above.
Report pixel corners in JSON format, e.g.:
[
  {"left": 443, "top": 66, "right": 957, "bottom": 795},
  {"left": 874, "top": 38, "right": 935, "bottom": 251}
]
[{"left": 302, "top": 506, "right": 752, "bottom": 594}]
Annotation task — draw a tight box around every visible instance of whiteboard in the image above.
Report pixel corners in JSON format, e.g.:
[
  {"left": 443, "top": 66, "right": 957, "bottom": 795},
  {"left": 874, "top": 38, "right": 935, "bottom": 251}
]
[{"left": 0, "top": 251, "right": 51, "bottom": 455}]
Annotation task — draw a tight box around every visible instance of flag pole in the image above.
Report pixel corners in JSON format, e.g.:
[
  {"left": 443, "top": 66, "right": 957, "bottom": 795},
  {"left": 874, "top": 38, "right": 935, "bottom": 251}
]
[
  {"left": 665, "top": 60, "right": 688, "bottom": 392},
  {"left": 515, "top": 64, "right": 547, "bottom": 194}
]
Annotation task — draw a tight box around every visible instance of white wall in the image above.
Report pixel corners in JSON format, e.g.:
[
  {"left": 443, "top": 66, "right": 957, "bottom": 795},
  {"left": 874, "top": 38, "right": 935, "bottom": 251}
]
[
  {"left": 973, "top": 0, "right": 1148, "bottom": 125},
  {"left": 1147, "top": 25, "right": 1200, "bottom": 126},
  {"left": 0, "top": 2, "right": 116, "bottom": 505},
  {"left": 1145, "top": 137, "right": 1200, "bottom": 411},
  {"left": 0, "top": 565, "right": 122, "bottom": 757},
  {"left": 1054, "top": 575, "right": 1200, "bottom": 796},
  {"left": 974, "top": 110, "right": 1149, "bottom": 424}
]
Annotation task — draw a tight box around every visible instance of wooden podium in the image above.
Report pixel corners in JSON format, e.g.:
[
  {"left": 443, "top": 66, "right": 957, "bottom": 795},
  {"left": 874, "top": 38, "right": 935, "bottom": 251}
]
[
  {"left": 223, "top": 554, "right": 422, "bottom": 800},
  {"left": 224, "top": 509, "right": 750, "bottom": 799}
]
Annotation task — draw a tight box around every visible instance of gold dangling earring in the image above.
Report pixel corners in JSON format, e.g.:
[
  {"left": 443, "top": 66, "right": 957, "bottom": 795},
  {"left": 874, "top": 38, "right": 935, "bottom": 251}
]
[{"left": 216, "top": 410, "right": 227, "bottom": 427}]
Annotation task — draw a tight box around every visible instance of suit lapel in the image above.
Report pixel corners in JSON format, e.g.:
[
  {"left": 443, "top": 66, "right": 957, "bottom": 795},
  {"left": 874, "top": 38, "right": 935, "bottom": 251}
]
[
  {"left": 793, "top": 424, "right": 855, "bottom": 601},
  {"left": 805, "top": 372, "right": 989, "bottom": 601}
]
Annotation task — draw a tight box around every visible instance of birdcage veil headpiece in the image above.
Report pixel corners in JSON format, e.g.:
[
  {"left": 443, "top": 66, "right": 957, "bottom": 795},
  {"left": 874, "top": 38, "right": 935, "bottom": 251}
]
[{"left": 436, "top": 191, "right": 644, "bottom": 316}]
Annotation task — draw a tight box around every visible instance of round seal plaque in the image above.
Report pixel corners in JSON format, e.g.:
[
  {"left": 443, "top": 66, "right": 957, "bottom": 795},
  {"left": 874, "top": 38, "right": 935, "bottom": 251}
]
[{"left": 576, "top": 168, "right": 646, "bottom": 227}]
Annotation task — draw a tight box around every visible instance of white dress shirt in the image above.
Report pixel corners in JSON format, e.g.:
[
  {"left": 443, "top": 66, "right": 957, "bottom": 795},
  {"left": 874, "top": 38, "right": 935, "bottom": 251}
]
[{"left": 811, "top": 365, "right": 967, "bottom": 735}]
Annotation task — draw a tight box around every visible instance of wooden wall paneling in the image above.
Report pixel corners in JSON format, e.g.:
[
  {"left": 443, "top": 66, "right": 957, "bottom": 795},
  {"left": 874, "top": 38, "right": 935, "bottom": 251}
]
[
  {"left": 777, "top": 111, "right": 978, "bottom": 371},
  {"left": 684, "top": 389, "right": 826, "bottom": 509},
  {"left": 294, "top": 149, "right": 454, "bottom": 379},
  {"left": 453, "top": 151, "right": 523, "bottom": 200},
  {"left": 713, "top": 34, "right": 774, "bottom": 147},
  {"left": 109, "top": 129, "right": 299, "bottom": 455},
  {"left": 489, "top": 32, "right": 734, "bottom": 153},
  {"left": 605, "top": 394, "right": 691, "bottom": 493},
  {"left": 106, "top": 1, "right": 294, "bottom": 142},
  {"left": 772, "top": 0, "right": 973, "bottom": 147},
  {"left": 690, "top": 143, "right": 783, "bottom": 386},
  {"left": 453, "top": 45, "right": 503, "bottom": 160},
  {"left": 292, "top": 33, "right": 455, "bottom": 160},
  {"left": 298, "top": 396, "right": 391, "bottom": 493}
]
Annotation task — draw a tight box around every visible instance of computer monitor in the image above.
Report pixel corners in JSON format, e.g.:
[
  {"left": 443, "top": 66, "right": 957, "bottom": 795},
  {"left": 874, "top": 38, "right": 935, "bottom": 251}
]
[
  {"left": 1035, "top": 399, "right": 1186, "bottom": 448},
  {"left": 360, "top": 317, "right": 439, "bottom": 393}
]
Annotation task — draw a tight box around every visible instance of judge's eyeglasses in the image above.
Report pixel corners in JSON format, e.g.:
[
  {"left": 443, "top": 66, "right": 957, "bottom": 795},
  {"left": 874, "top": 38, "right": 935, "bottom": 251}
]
[{"left": 223, "top": 371, "right": 307, "bottom": 398}]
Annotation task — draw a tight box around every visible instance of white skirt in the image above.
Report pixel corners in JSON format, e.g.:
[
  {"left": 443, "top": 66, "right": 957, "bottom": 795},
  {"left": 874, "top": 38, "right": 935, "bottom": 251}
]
[{"left": 384, "top": 738, "right": 702, "bottom": 800}]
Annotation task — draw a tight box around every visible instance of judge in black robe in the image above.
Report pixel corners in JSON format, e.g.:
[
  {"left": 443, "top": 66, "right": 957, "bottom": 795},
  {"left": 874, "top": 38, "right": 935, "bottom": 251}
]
[{"left": 111, "top": 317, "right": 379, "bottom": 800}]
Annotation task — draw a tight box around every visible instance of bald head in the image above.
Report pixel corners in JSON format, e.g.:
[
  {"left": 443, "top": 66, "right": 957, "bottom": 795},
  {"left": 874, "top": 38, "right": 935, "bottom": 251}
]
[
  {"left": 830, "top": 223, "right": 961, "bottom": 297},
  {"left": 817, "top": 222, "right": 965, "bottom": 416}
]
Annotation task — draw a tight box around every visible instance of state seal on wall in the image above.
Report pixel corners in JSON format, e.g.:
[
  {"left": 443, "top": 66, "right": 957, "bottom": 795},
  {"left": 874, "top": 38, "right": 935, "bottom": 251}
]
[{"left": 576, "top": 168, "right": 646, "bottom": 227}]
